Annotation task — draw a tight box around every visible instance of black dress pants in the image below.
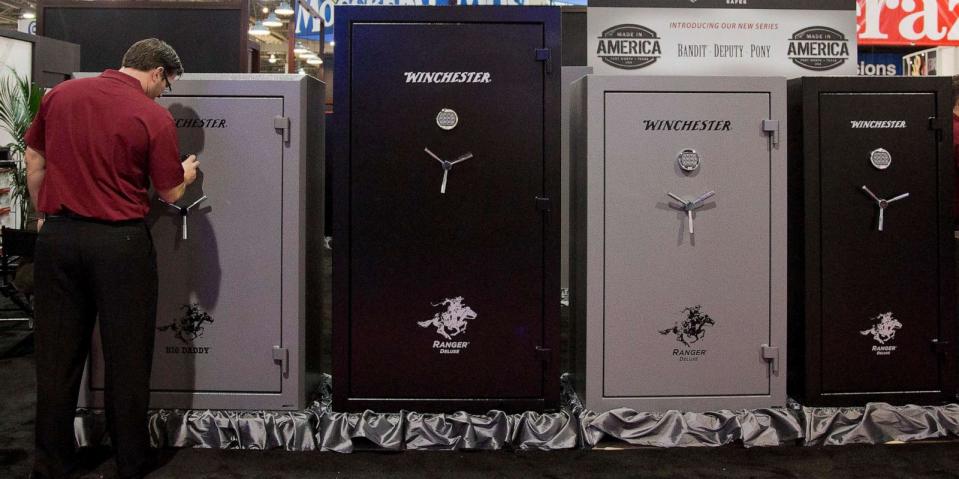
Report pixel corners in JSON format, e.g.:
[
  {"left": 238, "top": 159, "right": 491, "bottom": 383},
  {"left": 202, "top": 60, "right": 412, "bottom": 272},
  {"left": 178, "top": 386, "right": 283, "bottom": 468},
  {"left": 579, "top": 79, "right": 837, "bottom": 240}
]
[{"left": 32, "top": 216, "right": 158, "bottom": 478}]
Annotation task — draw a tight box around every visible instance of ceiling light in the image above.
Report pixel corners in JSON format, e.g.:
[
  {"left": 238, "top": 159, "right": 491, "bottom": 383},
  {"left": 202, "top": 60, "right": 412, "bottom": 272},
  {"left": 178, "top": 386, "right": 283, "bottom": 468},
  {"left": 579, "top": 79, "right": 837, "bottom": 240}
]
[
  {"left": 276, "top": 1, "right": 295, "bottom": 16},
  {"left": 22, "top": 11, "right": 35, "bottom": 20},
  {"left": 268, "top": 53, "right": 277, "bottom": 64},
  {"left": 330, "top": 40, "right": 335, "bottom": 47},
  {"left": 298, "top": 68, "right": 306, "bottom": 75},
  {"left": 293, "top": 42, "right": 309, "bottom": 54},
  {"left": 299, "top": 51, "right": 318, "bottom": 59},
  {"left": 261, "top": 6, "right": 270, "bottom": 14},
  {"left": 249, "top": 20, "right": 270, "bottom": 36},
  {"left": 263, "top": 12, "right": 283, "bottom": 28},
  {"left": 306, "top": 57, "right": 323, "bottom": 65}
]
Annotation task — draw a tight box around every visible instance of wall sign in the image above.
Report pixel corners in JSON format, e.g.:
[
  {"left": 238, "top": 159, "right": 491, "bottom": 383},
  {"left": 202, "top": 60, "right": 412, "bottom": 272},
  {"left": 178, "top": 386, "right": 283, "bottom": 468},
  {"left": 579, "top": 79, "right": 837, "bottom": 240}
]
[
  {"left": 858, "top": 0, "right": 959, "bottom": 46},
  {"left": 858, "top": 51, "right": 903, "bottom": 76},
  {"left": 588, "top": 0, "right": 857, "bottom": 76}
]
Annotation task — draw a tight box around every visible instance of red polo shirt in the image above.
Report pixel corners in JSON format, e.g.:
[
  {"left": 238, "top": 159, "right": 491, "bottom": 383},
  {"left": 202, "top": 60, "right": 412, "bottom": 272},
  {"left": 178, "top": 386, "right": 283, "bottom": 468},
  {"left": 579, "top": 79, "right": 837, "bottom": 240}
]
[{"left": 25, "top": 69, "right": 184, "bottom": 221}]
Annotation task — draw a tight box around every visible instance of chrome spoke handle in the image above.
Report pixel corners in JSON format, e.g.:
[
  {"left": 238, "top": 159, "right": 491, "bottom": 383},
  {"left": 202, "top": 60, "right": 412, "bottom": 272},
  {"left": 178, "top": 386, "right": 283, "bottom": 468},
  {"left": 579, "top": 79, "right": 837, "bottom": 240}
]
[
  {"left": 693, "top": 190, "right": 715, "bottom": 206},
  {"left": 426, "top": 148, "right": 473, "bottom": 194},
  {"left": 424, "top": 147, "right": 444, "bottom": 165},
  {"left": 666, "top": 191, "right": 715, "bottom": 235},
  {"left": 861, "top": 185, "right": 881, "bottom": 203},
  {"left": 159, "top": 195, "right": 208, "bottom": 240},
  {"left": 450, "top": 152, "right": 473, "bottom": 165},
  {"left": 862, "top": 185, "right": 908, "bottom": 232},
  {"left": 181, "top": 196, "right": 208, "bottom": 240},
  {"left": 888, "top": 192, "right": 910, "bottom": 203}
]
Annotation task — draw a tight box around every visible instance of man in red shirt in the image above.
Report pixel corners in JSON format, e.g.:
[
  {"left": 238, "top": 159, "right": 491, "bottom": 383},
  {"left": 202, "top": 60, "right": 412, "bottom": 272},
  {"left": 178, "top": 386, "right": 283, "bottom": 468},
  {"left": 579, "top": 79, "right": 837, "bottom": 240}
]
[{"left": 24, "top": 39, "right": 199, "bottom": 479}]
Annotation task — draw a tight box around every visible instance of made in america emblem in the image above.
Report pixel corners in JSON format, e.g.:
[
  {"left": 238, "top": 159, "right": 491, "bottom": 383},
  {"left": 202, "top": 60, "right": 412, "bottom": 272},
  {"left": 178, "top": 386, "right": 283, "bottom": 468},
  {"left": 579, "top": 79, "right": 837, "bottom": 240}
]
[
  {"left": 787, "top": 26, "right": 850, "bottom": 71},
  {"left": 870, "top": 148, "right": 892, "bottom": 170},
  {"left": 596, "top": 24, "right": 661, "bottom": 70},
  {"left": 677, "top": 149, "right": 701, "bottom": 172}
]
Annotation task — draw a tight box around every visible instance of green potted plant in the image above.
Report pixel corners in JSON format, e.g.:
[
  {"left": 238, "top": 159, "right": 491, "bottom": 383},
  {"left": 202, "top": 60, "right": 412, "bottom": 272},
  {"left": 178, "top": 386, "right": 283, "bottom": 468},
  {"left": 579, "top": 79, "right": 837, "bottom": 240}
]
[{"left": 0, "top": 67, "right": 44, "bottom": 230}]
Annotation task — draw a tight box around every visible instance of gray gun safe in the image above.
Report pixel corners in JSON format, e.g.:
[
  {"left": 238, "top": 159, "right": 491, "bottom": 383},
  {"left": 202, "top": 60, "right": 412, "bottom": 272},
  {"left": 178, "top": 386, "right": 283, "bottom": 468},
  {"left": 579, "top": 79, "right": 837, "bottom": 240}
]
[
  {"left": 570, "top": 76, "right": 787, "bottom": 412},
  {"left": 79, "top": 74, "right": 325, "bottom": 410}
]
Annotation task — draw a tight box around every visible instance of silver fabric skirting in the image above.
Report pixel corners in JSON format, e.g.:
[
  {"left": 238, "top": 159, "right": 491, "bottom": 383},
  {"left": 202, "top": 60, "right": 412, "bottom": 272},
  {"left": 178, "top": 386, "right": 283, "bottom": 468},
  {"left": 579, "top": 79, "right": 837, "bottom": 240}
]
[{"left": 73, "top": 375, "right": 959, "bottom": 451}]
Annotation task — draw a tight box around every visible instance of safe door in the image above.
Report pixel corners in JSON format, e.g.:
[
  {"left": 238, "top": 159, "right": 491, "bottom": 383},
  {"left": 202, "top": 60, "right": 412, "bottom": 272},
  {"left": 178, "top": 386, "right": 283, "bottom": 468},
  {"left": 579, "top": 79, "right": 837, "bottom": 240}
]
[
  {"left": 342, "top": 20, "right": 553, "bottom": 406},
  {"left": 602, "top": 91, "right": 778, "bottom": 405},
  {"left": 89, "top": 96, "right": 287, "bottom": 402},
  {"left": 818, "top": 92, "right": 946, "bottom": 398}
]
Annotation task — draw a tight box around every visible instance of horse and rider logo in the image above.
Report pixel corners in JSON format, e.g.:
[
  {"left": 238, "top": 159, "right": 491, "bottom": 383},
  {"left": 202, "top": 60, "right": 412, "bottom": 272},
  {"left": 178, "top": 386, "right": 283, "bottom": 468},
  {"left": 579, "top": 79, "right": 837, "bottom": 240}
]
[
  {"left": 659, "top": 305, "right": 715, "bottom": 347},
  {"left": 860, "top": 311, "right": 902, "bottom": 345},
  {"left": 157, "top": 303, "right": 214, "bottom": 345},
  {"left": 418, "top": 296, "right": 477, "bottom": 340}
]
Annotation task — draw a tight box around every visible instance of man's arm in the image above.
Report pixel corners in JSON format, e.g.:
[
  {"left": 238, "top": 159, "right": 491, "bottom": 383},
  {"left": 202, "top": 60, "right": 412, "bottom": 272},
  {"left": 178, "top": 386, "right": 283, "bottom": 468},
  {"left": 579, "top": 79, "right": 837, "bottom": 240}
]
[
  {"left": 25, "top": 146, "right": 45, "bottom": 211},
  {"left": 156, "top": 154, "right": 199, "bottom": 204},
  {"left": 156, "top": 183, "right": 185, "bottom": 204},
  {"left": 25, "top": 146, "right": 46, "bottom": 230}
]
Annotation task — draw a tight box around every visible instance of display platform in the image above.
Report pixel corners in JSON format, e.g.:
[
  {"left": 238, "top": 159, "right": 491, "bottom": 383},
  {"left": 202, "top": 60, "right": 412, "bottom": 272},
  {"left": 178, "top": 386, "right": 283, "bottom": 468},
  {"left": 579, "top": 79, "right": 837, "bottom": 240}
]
[{"left": 73, "top": 374, "right": 959, "bottom": 451}]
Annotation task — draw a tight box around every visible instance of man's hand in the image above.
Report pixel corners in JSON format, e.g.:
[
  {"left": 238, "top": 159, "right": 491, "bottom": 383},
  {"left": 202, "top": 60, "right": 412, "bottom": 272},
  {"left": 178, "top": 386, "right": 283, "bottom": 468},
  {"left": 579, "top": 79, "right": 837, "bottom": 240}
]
[
  {"left": 182, "top": 155, "right": 199, "bottom": 185},
  {"left": 156, "top": 155, "right": 199, "bottom": 204}
]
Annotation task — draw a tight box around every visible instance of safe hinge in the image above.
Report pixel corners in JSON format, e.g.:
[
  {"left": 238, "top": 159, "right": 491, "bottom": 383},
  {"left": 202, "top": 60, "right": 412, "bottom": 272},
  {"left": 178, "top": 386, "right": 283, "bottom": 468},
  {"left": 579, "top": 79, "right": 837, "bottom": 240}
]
[
  {"left": 932, "top": 338, "right": 951, "bottom": 355},
  {"left": 274, "top": 116, "right": 291, "bottom": 143},
  {"left": 761, "top": 344, "right": 780, "bottom": 376},
  {"left": 535, "top": 196, "right": 551, "bottom": 211},
  {"left": 762, "top": 119, "right": 780, "bottom": 148},
  {"left": 929, "top": 116, "right": 948, "bottom": 131},
  {"left": 929, "top": 117, "right": 948, "bottom": 142},
  {"left": 535, "top": 346, "right": 552, "bottom": 362},
  {"left": 535, "top": 48, "right": 553, "bottom": 74},
  {"left": 272, "top": 346, "right": 289, "bottom": 375}
]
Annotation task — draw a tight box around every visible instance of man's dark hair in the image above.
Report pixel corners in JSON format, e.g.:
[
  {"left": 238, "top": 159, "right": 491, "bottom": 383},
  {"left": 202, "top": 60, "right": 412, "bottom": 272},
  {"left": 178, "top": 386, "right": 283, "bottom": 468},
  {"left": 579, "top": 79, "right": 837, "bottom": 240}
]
[{"left": 121, "top": 38, "right": 184, "bottom": 77}]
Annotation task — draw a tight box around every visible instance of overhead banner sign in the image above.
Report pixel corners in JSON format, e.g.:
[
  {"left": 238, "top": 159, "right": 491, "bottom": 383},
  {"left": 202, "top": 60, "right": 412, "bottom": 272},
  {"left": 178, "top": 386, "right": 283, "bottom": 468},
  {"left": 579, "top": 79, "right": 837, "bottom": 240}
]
[
  {"left": 857, "top": 0, "right": 959, "bottom": 46},
  {"left": 588, "top": 0, "right": 857, "bottom": 77},
  {"left": 295, "top": 0, "right": 449, "bottom": 41}
]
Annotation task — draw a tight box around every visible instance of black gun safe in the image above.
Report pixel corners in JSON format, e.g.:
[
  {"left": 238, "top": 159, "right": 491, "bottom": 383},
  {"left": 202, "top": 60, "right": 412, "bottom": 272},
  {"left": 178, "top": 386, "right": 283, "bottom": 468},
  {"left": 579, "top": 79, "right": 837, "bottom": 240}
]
[
  {"left": 332, "top": 6, "right": 562, "bottom": 412},
  {"left": 788, "top": 76, "right": 957, "bottom": 406}
]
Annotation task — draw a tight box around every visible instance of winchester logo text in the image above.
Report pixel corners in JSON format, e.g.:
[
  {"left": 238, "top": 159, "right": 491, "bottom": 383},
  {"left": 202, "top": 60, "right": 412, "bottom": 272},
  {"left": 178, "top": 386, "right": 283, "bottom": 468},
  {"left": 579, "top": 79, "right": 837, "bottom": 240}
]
[
  {"left": 404, "top": 72, "right": 491, "bottom": 84},
  {"left": 175, "top": 118, "right": 227, "bottom": 128},
  {"left": 850, "top": 121, "right": 907, "bottom": 129},
  {"left": 644, "top": 120, "right": 731, "bottom": 132}
]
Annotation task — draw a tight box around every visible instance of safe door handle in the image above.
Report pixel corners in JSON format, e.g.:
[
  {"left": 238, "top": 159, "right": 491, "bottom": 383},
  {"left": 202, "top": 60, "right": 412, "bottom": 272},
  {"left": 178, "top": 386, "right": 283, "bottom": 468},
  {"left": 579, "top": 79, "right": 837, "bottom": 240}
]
[
  {"left": 424, "top": 148, "right": 473, "bottom": 194},
  {"left": 666, "top": 191, "right": 715, "bottom": 235},
  {"left": 861, "top": 186, "right": 909, "bottom": 232},
  {"left": 159, "top": 195, "right": 208, "bottom": 240}
]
